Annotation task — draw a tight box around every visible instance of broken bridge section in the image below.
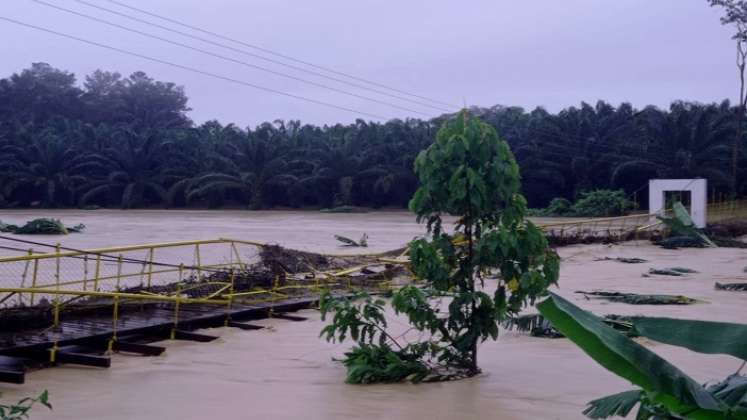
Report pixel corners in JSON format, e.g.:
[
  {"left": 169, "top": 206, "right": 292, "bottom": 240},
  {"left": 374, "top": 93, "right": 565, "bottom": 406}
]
[{"left": 0, "top": 238, "right": 406, "bottom": 384}]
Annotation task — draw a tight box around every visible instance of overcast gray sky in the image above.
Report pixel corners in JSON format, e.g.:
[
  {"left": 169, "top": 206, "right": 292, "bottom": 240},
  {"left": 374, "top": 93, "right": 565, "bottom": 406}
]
[{"left": 0, "top": 0, "right": 737, "bottom": 126}]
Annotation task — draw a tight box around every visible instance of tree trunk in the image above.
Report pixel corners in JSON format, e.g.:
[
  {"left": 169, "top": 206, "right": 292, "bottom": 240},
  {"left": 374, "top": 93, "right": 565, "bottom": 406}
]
[{"left": 734, "top": 42, "right": 746, "bottom": 197}]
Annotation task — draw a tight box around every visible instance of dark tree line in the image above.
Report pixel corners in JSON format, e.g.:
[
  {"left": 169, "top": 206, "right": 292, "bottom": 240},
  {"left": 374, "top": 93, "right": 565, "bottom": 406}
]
[{"left": 0, "top": 63, "right": 744, "bottom": 210}]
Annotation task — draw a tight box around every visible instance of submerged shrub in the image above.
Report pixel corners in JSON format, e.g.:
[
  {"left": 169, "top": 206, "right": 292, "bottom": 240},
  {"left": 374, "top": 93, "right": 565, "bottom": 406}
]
[{"left": 571, "top": 189, "right": 632, "bottom": 217}]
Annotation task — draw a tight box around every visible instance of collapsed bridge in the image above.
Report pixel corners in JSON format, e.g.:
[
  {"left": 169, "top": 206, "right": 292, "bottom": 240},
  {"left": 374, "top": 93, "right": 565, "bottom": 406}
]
[{"left": 0, "top": 238, "right": 408, "bottom": 384}]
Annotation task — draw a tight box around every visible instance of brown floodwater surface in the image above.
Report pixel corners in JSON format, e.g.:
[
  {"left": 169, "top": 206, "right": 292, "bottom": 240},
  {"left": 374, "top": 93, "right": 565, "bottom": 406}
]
[{"left": 0, "top": 210, "right": 745, "bottom": 419}]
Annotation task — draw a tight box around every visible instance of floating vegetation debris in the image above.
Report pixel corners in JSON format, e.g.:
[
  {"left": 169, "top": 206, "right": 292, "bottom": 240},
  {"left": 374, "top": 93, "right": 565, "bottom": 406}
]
[
  {"left": 0, "top": 218, "right": 85, "bottom": 235},
  {"left": 656, "top": 202, "right": 714, "bottom": 248},
  {"left": 335, "top": 233, "right": 368, "bottom": 247},
  {"left": 575, "top": 290, "right": 698, "bottom": 305},
  {"left": 706, "top": 219, "right": 747, "bottom": 238},
  {"left": 648, "top": 267, "right": 698, "bottom": 276},
  {"left": 712, "top": 237, "right": 747, "bottom": 248},
  {"left": 656, "top": 202, "right": 747, "bottom": 249},
  {"left": 320, "top": 206, "right": 368, "bottom": 213},
  {"left": 657, "top": 236, "right": 706, "bottom": 249},
  {"left": 502, "top": 313, "right": 563, "bottom": 338},
  {"left": 594, "top": 257, "right": 648, "bottom": 264},
  {"left": 714, "top": 282, "right": 747, "bottom": 292},
  {"left": 503, "top": 313, "right": 636, "bottom": 338}
]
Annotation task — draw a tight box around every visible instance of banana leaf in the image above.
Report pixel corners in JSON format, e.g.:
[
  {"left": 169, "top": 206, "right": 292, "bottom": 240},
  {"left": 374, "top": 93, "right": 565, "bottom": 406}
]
[
  {"left": 537, "top": 293, "right": 723, "bottom": 418},
  {"left": 595, "top": 257, "right": 648, "bottom": 264},
  {"left": 334, "top": 233, "right": 368, "bottom": 247},
  {"left": 575, "top": 290, "right": 698, "bottom": 305},
  {"left": 658, "top": 202, "right": 716, "bottom": 248},
  {"left": 503, "top": 313, "right": 636, "bottom": 338},
  {"left": 715, "top": 282, "right": 747, "bottom": 292},
  {"left": 707, "top": 375, "right": 747, "bottom": 413},
  {"left": 582, "top": 389, "right": 643, "bottom": 419},
  {"left": 630, "top": 317, "right": 747, "bottom": 361}
]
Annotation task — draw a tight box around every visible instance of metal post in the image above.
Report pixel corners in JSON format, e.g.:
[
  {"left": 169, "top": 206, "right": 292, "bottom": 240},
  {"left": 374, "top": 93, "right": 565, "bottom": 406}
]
[
  {"left": 171, "top": 282, "right": 182, "bottom": 340},
  {"left": 146, "top": 247, "right": 154, "bottom": 289},
  {"left": 94, "top": 254, "right": 102, "bottom": 291},
  {"left": 231, "top": 242, "right": 244, "bottom": 270},
  {"left": 116, "top": 255, "right": 123, "bottom": 291},
  {"left": 82, "top": 255, "right": 89, "bottom": 291},
  {"left": 53, "top": 243, "right": 61, "bottom": 328},
  {"left": 19, "top": 249, "right": 33, "bottom": 305},
  {"left": 225, "top": 268, "right": 236, "bottom": 326},
  {"left": 30, "top": 255, "right": 39, "bottom": 306},
  {"left": 195, "top": 243, "right": 202, "bottom": 280},
  {"left": 108, "top": 295, "right": 120, "bottom": 354}
]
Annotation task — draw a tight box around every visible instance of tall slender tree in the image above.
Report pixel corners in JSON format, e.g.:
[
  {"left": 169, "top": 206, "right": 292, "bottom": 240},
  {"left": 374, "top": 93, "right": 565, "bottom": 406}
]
[{"left": 709, "top": 0, "right": 747, "bottom": 196}]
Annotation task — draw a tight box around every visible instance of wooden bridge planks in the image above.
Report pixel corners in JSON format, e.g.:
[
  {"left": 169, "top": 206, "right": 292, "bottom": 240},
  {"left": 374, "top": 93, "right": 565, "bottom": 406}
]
[{"left": 0, "top": 296, "right": 320, "bottom": 383}]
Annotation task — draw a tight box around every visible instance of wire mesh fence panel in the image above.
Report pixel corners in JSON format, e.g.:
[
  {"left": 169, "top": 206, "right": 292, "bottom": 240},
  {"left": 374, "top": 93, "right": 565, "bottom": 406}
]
[{"left": 0, "top": 240, "right": 265, "bottom": 309}]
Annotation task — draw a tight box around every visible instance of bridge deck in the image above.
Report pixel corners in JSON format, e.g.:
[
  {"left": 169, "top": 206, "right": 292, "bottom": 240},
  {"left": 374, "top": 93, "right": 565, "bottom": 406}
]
[{"left": 0, "top": 296, "right": 316, "bottom": 384}]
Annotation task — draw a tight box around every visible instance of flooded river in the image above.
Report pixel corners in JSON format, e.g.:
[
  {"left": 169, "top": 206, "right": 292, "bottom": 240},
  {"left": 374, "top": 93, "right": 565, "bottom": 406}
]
[{"left": 0, "top": 210, "right": 745, "bottom": 419}]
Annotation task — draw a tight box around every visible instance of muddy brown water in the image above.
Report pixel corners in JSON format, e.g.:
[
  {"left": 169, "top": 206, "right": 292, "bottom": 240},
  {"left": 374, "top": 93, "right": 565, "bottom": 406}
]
[{"left": 0, "top": 210, "right": 745, "bottom": 419}]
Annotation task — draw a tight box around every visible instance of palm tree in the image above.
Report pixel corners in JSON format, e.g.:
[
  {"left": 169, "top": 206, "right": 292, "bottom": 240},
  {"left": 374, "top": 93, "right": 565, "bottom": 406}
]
[
  {"left": 188, "top": 125, "right": 296, "bottom": 208},
  {"left": 0, "top": 127, "right": 90, "bottom": 207},
  {"left": 611, "top": 101, "right": 734, "bottom": 191},
  {"left": 166, "top": 121, "right": 244, "bottom": 208},
  {"left": 79, "top": 128, "right": 171, "bottom": 208}
]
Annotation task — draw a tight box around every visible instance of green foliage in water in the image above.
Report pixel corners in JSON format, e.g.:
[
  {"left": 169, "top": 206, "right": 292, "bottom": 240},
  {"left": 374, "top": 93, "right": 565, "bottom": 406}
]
[
  {"left": 0, "top": 218, "right": 85, "bottom": 235},
  {"left": 341, "top": 344, "right": 430, "bottom": 384},
  {"left": 715, "top": 282, "right": 747, "bottom": 292},
  {"left": 657, "top": 202, "right": 747, "bottom": 249},
  {"left": 575, "top": 290, "right": 698, "bottom": 305},
  {"left": 334, "top": 233, "right": 368, "bottom": 247},
  {"left": 529, "top": 197, "right": 574, "bottom": 216},
  {"left": 571, "top": 190, "right": 632, "bottom": 217},
  {"left": 538, "top": 293, "right": 747, "bottom": 419},
  {"left": 531, "top": 190, "right": 632, "bottom": 217},
  {"left": 321, "top": 111, "right": 559, "bottom": 381},
  {"left": 319, "top": 291, "right": 430, "bottom": 383},
  {"left": 0, "top": 390, "right": 51, "bottom": 419}
]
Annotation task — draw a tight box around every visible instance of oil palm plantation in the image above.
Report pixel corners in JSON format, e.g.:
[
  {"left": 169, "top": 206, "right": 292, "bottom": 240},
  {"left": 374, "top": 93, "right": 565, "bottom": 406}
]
[
  {"left": 611, "top": 101, "right": 735, "bottom": 191},
  {"left": 0, "top": 127, "right": 91, "bottom": 207},
  {"left": 188, "top": 126, "right": 296, "bottom": 209},
  {"left": 78, "top": 128, "right": 172, "bottom": 208}
]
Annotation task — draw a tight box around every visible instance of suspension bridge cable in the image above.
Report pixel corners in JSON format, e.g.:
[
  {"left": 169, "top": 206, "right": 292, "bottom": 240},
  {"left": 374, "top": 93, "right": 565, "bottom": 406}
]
[
  {"left": 0, "top": 16, "right": 390, "bottom": 120},
  {"left": 32, "top": 0, "right": 433, "bottom": 117},
  {"left": 68, "top": 0, "right": 455, "bottom": 113}
]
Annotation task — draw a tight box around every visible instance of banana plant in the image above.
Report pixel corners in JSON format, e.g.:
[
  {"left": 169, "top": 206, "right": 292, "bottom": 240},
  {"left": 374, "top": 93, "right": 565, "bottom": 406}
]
[{"left": 537, "top": 293, "right": 747, "bottom": 419}]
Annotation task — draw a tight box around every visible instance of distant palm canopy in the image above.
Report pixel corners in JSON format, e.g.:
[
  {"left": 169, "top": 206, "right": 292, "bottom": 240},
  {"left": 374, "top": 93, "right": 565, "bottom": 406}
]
[{"left": 0, "top": 63, "right": 742, "bottom": 210}]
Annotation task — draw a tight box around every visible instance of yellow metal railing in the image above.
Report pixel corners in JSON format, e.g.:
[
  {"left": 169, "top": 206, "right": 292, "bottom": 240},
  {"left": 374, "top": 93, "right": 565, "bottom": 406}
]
[
  {"left": 0, "top": 237, "right": 394, "bottom": 322},
  {"left": 0, "top": 237, "right": 400, "bottom": 362},
  {"left": 536, "top": 199, "right": 747, "bottom": 238}
]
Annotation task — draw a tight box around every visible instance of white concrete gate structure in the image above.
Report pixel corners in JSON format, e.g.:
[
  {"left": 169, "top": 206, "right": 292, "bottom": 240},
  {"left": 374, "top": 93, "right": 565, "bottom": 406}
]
[{"left": 649, "top": 179, "right": 707, "bottom": 228}]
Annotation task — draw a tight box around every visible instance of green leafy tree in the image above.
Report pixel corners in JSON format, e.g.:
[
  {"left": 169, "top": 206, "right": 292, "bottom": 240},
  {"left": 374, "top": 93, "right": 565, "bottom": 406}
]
[
  {"left": 709, "top": 0, "right": 747, "bottom": 196},
  {"left": 321, "top": 111, "right": 560, "bottom": 381}
]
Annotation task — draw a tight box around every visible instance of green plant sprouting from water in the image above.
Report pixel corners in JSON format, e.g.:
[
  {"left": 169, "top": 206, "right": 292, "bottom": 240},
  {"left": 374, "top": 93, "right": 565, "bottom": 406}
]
[
  {"left": 320, "top": 111, "right": 560, "bottom": 382},
  {"left": 0, "top": 391, "right": 51, "bottom": 419}
]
